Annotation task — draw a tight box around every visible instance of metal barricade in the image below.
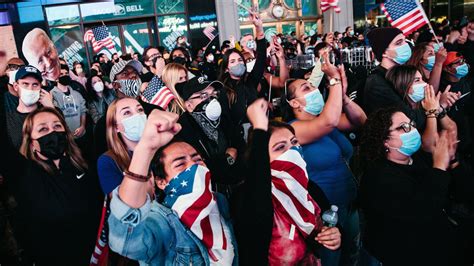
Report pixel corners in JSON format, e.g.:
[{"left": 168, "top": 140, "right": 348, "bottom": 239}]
[{"left": 341, "top": 46, "right": 376, "bottom": 70}]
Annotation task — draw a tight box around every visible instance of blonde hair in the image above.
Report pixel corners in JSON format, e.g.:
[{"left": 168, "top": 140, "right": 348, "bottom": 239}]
[
  {"left": 105, "top": 97, "right": 138, "bottom": 171},
  {"left": 19, "top": 107, "right": 88, "bottom": 175},
  {"left": 161, "top": 63, "right": 187, "bottom": 115}
]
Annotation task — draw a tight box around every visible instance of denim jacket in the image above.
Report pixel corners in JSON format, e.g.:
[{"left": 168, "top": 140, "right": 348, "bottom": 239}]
[{"left": 108, "top": 188, "right": 238, "bottom": 266}]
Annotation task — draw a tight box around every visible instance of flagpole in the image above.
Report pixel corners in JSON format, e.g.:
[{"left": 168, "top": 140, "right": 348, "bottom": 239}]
[
  {"left": 329, "top": 9, "right": 334, "bottom": 33},
  {"left": 416, "top": 0, "right": 440, "bottom": 45}
]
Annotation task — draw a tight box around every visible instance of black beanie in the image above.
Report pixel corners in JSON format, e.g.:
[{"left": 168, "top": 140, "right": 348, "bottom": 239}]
[{"left": 367, "top": 27, "right": 403, "bottom": 61}]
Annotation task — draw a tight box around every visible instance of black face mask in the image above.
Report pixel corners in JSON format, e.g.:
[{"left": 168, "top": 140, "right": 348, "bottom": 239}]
[
  {"left": 173, "top": 57, "right": 187, "bottom": 66},
  {"left": 114, "top": 58, "right": 120, "bottom": 63},
  {"left": 35, "top": 131, "right": 67, "bottom": 160},
  {"left": 58, "top": 75, "right": 71, "bottom": 86}
]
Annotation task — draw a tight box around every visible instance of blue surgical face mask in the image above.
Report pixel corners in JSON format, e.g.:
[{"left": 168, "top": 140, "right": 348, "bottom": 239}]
[
  {"left": 393, "top": 129, "right": 422, "bottom": 156},
  {"left": 433, "top": 42, "right": 443, "bottom": 53},
  {"left": 121, "top": 113, "right": 147, "bottom": 142},
  {"left": 303, "top": 89, "right": 325, "bottom": 115},
  {"left": 408, "top": 82, "right": 426, "bottom": 103},
  {"left": 390, "top": 43, "right": 412, "bottom": 65},
  {"left": 229, "top": 63, "right": 246, "bottom": 77},
  {"left": 454, "top": 63, "right": 469, "bottom": 79},
  {"left": 424, "top": 56, "right": 435, "bottom": 71}
]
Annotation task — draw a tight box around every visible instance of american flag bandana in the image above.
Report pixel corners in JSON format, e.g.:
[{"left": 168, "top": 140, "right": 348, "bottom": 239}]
[
  {"left": 162, "top": 164, "right": 229, "bottom": 262},
  {"left": 270, "top": 146, "right": 323, "bottom": 238},
  {"left": 116, "top": 79, "right": 141, "bottom": 98},
  {"left": 141, "top": 75, "right": 175, "bottom": 109},
  {"left": 90, "top": 196, "right": 110, "bottom": 266}
]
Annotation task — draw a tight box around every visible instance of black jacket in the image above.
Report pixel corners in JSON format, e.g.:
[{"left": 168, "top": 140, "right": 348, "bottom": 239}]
[
  {"left": 362, "top": 66, "right": 426, "bottom": 130},
  {"left": 359, "top": 152, "right": 468, "bottom": 265},
  {"left": 176, "top": 110, "right": 245, "bottom": 187},
  {"left": 237, "top": 129, "right": 333, "bottom": 265}
]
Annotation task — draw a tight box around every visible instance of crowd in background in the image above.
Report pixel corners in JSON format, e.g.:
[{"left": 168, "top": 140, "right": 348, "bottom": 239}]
[{"left": 0, "top": 10, "right": 473, "bottom": 266}]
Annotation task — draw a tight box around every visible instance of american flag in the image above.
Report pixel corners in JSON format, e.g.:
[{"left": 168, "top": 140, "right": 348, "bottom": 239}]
[
  {"left": 321, "top": 0, "right": 341, "bottom": 13},
  {"left": 203, "top": 25, "right": 218, "bottom": 40},
  {"left": 89, "top": 197, "right": 110, "bottom": 266},
  {"left": 162, "top": 165, "right": 229, "bottom": 262},
  {"left": 84, "top": 25, "right": 115, "bottom": 53},
  {"left": 270, "top": 147, "right": 323, "bottom": 237},
  {"left": 141, "top": 75, "right": 175, "bottom": 110},
  {"left": 381, "top": 0, "right": 429, "bottom": 36}
]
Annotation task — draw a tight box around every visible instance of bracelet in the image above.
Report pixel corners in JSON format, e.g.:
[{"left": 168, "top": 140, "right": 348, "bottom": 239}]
[
  {"left": 123, "top": 169, "right": 151, "bottom": 182},
  {"left": 425, "top": 108, "right": 439, "bottom": 117},
  {"left": 437, "top": 106, "right": 447, "bottom": 119}
]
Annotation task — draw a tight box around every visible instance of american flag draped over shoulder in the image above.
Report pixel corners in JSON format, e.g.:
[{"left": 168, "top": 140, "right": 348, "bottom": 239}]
[
  {"left": 203, "top": 25, "right": 218, "bottom": 40},
  {"left": 381, "top": 0, "right": 429, "bottom": 36},
  {"left": 84, "top": 25, "right": 115, "bottom": 53},
  {"left": 321, "top": 0, "right": 341, "bottom": 13},
  {"left": 141, "top": 75, "right": 175, "bottom": 110},
  {"left": 162, "top": 165, "right": 230, "bottom": 262},
  {"left": 270, "top": 147, "right": 323, "bottom": 237}
]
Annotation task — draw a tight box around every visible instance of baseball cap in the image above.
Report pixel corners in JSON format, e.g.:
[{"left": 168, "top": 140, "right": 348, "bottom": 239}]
[
  {"left": 175, "top": 76, "right": 224, "bottom": 101},
  {"left": 444, "top": 52, "right": 463, "bottom": 67},
  {"left": 109, "top": 60, "right": 143, "bottom": 81},
  {"left": 15, "top": 65, "right": 43, "bottom": 83}
]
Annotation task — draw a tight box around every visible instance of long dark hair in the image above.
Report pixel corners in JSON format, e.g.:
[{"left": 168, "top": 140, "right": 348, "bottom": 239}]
[
  {"left": 406, "top": 42, "right": 431, "bottom": 81},
  {"left": 360, "top": 107, "right": 403, "bottom": 166},
  {"left": 280, "top": 79, "right": 298, "bottom": 122},
  {"left": 385, "top": 65, "right": 418, "bottom": 104},
  {"left": 20, "top": 107, "right": 88, "bottom": 175},
  {"left": 86, "top": 74, "right": 110, "bottom": 102},
  {"left": 218, "top": 48, "right": 248, "bottom": 105}
]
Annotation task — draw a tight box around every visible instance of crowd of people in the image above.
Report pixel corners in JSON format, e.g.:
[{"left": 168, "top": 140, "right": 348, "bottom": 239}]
[{"left": 0, "top": 10, "right": 473, "bottom": 266}]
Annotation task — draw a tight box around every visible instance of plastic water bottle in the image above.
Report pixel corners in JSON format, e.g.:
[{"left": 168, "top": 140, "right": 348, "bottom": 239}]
[{"left": 322, "top": 205, "right": 339, "bottom": 227}]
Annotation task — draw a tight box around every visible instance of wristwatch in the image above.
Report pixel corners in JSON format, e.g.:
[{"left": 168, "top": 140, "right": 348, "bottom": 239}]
[{"left": 329, "top": 78, "right": 341, "bottom": 86}]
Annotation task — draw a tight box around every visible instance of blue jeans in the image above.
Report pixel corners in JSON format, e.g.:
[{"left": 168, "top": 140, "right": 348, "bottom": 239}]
[{"left": 319, "top": 206, "right": 360, "bottom": 266}]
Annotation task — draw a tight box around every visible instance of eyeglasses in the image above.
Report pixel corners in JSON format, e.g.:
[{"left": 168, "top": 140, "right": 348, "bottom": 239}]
[
  {"left": 148, "top": 53, "right": 162, "bottom": 62},
  {"left": 189, "top": 89, "right": 220, "bottom": 101},
  {"left": 389, "top": 121, "right": 416, "bottom": 133},
  {"left": 448, "top": 58, "right": 465, "bottom": 67},
  {"left": 8, "top": 64, "right": 23, "bottom": 71}
]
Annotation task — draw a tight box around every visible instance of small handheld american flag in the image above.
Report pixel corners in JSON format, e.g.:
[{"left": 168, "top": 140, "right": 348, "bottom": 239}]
[
  {"left": 321, "top": 0, "right": 341, "bottom": 13},
  {"left": 84, "top": 25, "right": 115, "bottom": 53},
  {"left": 141, "top": 75, "right": 175, "bottom": 110},
  {"left": 381, "top": 0, "right": 430, "bottom": 36},
  {"left": 203, "top": 26, "right": 218, "bottom": 41}
]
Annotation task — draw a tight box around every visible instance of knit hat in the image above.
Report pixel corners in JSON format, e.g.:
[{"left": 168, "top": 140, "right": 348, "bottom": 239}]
[{"left": 367, "top": 27, "right": 403, "bottom": 61}]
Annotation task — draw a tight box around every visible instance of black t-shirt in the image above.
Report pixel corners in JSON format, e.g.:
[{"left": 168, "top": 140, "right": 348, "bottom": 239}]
[{"left": 6, "top": 109, "right": 29, "bottom": 151}]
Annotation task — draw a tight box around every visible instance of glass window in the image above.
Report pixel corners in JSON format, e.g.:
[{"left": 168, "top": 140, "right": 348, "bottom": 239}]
[
  {"left": 123, "top": 22, "right": 151, "bottom": 55},
  {"left": 282, "top": 24, "right": 296, "bottom": 35},
  {"left": 240, "top": 27, "right": 254, "bottom": 37},
  {"left": 84, "top": 25, "right": 122, "bottom": 59},
  {"left": 156, "top": 0, "right": 185, "bottom": 14},
  {"left": 45, "top": 5, "right": 80, "bottom": 26},
  {"left": 283, "top": 0, "right": 296, "bottom": 9},
  {"left": 304, "top": 22, "right": 318, "bottom": 36},
  {"left": 49, "top": 25, "right": 88, "bottom": 70},
  {"left": 237, "top": 0, "right": 252, "bottom": 22},
  {"left": 301, "top": 0, "right": 318, "bottom": 17},
  {"left": 80, "top": 0, "right": 154, "bottom": 22},
  {"left": 258, "top": 0, "right": 271, "bottom": 10},
  {"left": 158, "top": 14, "right": 188, "bottom": 52}
]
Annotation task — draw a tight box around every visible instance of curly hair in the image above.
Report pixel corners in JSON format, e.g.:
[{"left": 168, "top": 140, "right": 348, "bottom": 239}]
[{"left": 360, "top": 107, "right": 404, "bottom": 165}]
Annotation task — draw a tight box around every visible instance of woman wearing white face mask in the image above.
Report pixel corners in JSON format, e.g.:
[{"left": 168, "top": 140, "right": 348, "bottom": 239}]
[
  {"left": 386, "top": 65, "right": 458, "bottom": 152},
  {"left": 281, "top": 52, "right": 366, "bottom": 265},
  {"left": 94, "top": 97, "right": 150, "bottom": 265},
  {"left": 86, "top": 74, "right": 116, "bottom": 125}
]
